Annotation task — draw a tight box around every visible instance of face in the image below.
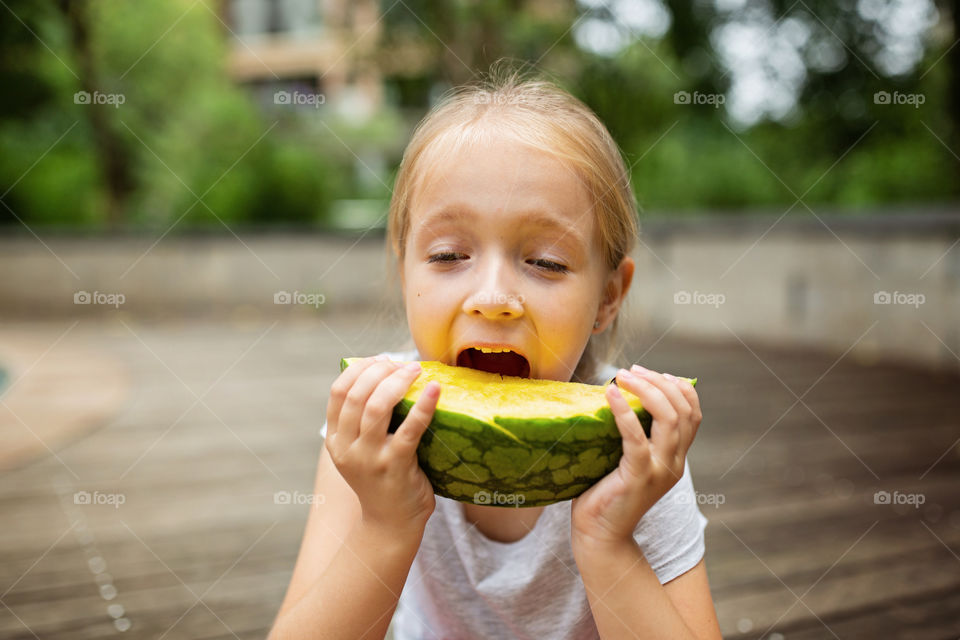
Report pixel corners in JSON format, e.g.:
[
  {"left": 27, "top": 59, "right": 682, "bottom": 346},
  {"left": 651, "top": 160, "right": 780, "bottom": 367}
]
[{"left": 400, "top": 134, "right": 633, "bottom": 382}]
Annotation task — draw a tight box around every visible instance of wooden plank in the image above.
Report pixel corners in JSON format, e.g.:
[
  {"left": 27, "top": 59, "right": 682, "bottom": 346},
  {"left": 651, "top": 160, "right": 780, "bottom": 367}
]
[
  {"left": 4, "top": 384, "right": 953, "bottom": 497},
  {"left": 2, "top": 319, "right": 958, "bottom": 639},
  {"left": 748, "top": 585, "right": 960, "bottom": 640},
  {"left": 710, "top": 543, "right": 960, "bottom": 636}
]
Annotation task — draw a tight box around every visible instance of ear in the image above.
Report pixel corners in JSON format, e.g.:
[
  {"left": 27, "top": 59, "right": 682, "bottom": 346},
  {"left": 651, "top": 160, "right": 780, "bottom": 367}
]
[{"left": 594, "top": 256, "right": 634, "bottom": 333}]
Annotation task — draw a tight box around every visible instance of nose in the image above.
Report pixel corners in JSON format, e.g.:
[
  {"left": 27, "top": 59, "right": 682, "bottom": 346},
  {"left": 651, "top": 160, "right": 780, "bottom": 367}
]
[{"left": 462, "top": 257, "right": 525, "bottom": 320}]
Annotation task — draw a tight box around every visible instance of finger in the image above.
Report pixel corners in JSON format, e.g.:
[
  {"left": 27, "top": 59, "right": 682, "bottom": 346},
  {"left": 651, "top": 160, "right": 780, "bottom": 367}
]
[
  {"left": 662, "top": 372, "right": 702, "bottom": 450},
  {"left": 631, "top": 366, "right": 693, "bottom": 425},
  {"left": 337, "top": 360, "right": 403, "bottom": 443},
  {"left": 391, "top": 381, "right": 441, "bottom": 457},
  {"left": 632, "top": 366, "right": 695, "bottom": 450},
  {"left": 327, "top": 355, "right": 389, "bottom": 440},
  {"left": 667, "top": 374, "right": 702, "bottom": 430},
  {"left": 632, "top": 367, "right": 698, "bottom": 475},
  {"left": 615, "top": 369, "right": 681, "bottom": 468},
  {"left": 358, "top": 362, "right": 424, "bottom": 443},
  {"left": 605, "top": 383, "right": 652, "bottom": 478}
]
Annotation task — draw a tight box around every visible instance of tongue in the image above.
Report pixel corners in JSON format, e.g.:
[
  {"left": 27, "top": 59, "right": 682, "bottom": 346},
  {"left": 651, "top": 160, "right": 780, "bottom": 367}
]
[{"left": 458, "top": 349, "right": 530, "bottom": 378}]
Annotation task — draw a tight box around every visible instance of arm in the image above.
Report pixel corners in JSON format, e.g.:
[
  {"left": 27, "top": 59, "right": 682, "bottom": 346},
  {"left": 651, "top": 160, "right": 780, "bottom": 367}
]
[
  {"left": 269, "top": 357, "right": 440, "bottom": 640},
  {"left": 267, "top": 448, "right": 424, "bottom": 640},
  {"left": 570, "top": 364, "right": 720, "bottom": 639},
  {"left": 574, "top": 539, "right": 721, "bottom": 640}
]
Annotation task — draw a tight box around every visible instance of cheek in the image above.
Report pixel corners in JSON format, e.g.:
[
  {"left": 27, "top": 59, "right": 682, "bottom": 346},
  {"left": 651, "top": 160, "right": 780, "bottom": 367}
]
[
  {"left": 403, "top": 268, "right": 458, "bottom": 355},
  {"left": 407, "top": 292, "right": 446, "bottom": 325},
  {"left": 406, "top": 269, "right": 453, "bottom": 311},
  {"left": 523, "top": 282, "right": 597, "bottom": 354},
  {"left": 527, "top": 278, "right": 597, "bottom": 323}
]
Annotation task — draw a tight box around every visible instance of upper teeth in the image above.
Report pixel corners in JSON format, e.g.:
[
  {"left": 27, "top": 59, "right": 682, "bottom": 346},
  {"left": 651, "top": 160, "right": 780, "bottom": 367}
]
[{"left": 477, "top": 347, "right": 512, "bottom": 354}]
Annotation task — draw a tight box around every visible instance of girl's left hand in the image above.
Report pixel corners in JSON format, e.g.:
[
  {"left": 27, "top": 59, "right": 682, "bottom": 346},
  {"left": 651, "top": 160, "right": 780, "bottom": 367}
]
[{"left": 570, "top": 364, "right": 702, "bottom": 550}]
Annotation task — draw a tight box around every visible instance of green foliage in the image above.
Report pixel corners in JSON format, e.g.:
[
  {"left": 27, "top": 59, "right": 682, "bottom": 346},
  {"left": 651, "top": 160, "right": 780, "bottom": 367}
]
[
  {"left": 0, "top": 0, "right": 956, "bottom": 230},
  {"left": 1, "top": 0, "right": 354, "bottom": 230},
  {"left": 569, "top": 34, "right": 958, "bottom": 213}
]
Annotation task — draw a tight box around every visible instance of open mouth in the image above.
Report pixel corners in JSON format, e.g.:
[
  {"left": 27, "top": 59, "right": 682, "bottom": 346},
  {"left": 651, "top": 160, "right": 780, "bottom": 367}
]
[{"left": 456, "top": 347, "right": 531, "bottom": 378}]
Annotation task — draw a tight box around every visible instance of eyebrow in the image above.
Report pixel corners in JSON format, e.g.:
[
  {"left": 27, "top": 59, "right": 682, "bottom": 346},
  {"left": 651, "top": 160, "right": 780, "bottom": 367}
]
[
  {"left": 418, "top": 206, "right": 588, "bottom": 250},
  {"left": 418, "top": 207, "right": 472, "bottom": 228}
]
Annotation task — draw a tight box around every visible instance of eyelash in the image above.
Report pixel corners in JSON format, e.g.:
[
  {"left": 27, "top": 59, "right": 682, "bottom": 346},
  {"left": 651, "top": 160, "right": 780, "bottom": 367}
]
[
  {"left": 427, "top": 253, "right": 568, "bottom": 273},
  {"left": 530, "top": 258, "right": 568, "bottom": 273},
  {"left": 427, "top": 252, "right": 466, "bottom": 264}
]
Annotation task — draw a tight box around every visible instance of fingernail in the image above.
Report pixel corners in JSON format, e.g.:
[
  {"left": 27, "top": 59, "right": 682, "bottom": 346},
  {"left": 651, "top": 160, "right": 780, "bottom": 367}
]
[
  {"left": 631, "top": 364, "right": 651, "bottom": 375},
  {"left": 404, "top": 362, "right": 422, "bottom": 372},
  {"left": 663, "top": 372, "right": 678, "bottom": 382},
  {"left": 617, "top": 368, "right": 633, "bottom": 379}
]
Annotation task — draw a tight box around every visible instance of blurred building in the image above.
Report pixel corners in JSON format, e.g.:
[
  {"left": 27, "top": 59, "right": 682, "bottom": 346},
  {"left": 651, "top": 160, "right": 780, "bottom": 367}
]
[{"left": 222, "top": 0, "right": 386, "bottom": 122}]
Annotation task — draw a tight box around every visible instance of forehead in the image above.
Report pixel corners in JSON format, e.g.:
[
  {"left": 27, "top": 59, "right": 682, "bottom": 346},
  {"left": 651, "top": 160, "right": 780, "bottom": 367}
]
[{"left": 409, "top": 135, "right": 597, "bottom": 244}]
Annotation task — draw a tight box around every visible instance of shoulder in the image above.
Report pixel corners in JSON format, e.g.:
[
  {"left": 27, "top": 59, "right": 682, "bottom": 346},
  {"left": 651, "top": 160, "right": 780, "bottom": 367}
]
[
  {"left": 636, "top": 459, "right": 706, "bottom": 534},
  {"left": 594, "top": 362, "right": 619, "bottom": 385},
  {"left": 632, "top": 459, "right": 709, "bottom": 583}
]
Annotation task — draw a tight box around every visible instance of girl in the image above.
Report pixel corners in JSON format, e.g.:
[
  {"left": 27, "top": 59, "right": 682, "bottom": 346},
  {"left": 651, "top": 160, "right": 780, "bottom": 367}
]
[{"left": 269, "top": 68, "right": 722, "bottom": 640}]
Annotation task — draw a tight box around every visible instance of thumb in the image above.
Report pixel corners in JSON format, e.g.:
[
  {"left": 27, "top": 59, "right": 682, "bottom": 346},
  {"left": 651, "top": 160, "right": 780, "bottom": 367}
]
[{"left": 606, "top": 383, "right": 652, "bottom": 479}]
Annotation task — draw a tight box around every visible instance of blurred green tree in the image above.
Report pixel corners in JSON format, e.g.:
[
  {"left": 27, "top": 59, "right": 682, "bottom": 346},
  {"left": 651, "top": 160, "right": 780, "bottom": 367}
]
[
  {"left": 1, "top": 0, "right": 353, "bottom": 230},
  {"left": 1, "top": 0, "right": 956, "bottom": 230},
  {"left": 378, "top": 0, "right": 959, "bottom": 212}
]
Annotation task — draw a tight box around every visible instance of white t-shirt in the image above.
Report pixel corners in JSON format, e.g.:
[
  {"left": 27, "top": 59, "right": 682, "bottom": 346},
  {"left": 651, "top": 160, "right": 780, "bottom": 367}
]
[{"left": 320, "top": 350, "right": 708, "bottom": 640}]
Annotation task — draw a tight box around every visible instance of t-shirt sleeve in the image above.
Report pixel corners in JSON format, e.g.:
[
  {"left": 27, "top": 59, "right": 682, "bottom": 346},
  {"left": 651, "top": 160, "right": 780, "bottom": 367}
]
[{"left": 632, "top": 458, "right": 709, "bottom": 584}]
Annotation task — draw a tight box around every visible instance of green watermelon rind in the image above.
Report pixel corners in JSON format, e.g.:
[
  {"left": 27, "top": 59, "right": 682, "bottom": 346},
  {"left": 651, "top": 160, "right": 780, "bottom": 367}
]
[{"left": 337, "top": 356, "right": 693, "bottom": 507}]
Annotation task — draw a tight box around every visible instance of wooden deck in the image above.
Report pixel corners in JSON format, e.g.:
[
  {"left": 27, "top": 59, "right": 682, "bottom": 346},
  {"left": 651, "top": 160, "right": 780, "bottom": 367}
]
[{"left": 1, "top": 314, "right": 958, "bottom": 639}]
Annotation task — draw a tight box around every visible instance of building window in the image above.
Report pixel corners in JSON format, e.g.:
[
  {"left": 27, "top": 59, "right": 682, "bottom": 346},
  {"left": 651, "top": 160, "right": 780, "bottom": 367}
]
[{"left": 229, "top": 0, "right": 320, "bottom": 37}]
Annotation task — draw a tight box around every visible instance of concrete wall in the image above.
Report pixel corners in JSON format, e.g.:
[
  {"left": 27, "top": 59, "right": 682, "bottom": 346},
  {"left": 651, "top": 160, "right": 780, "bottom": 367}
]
[
  {"left": 1, "top": 211, "right": 958, "bottom": 371},
  {"left": 623, "top": 212, "right": 960, "bottom": 372},
  {"left": 0, "top": 232, "right": 402, "bottom": 318}
]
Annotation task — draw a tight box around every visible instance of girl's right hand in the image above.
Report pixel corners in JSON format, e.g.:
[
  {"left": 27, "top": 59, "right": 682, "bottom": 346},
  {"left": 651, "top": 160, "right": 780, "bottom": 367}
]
[{"left": 325, "top": 355, "right": 441, "bottom": 536}]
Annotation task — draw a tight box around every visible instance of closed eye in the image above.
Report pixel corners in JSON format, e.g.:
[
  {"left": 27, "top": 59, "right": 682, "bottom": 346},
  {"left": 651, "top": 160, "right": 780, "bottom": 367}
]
[
  {"left": 427, "top": 253, "right": 567, "bottom": 272},
  {"left": 427, "top": 252, "right": 467, "bottom": 263},
  {"left": 528, "top": 258, "right": 568, "bottom": 273}
]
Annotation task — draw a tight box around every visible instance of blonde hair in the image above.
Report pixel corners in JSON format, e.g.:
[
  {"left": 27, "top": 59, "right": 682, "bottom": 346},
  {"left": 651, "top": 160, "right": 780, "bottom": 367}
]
[{"left": 384, "top": 63, "right": 639, "bottom": 383}]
